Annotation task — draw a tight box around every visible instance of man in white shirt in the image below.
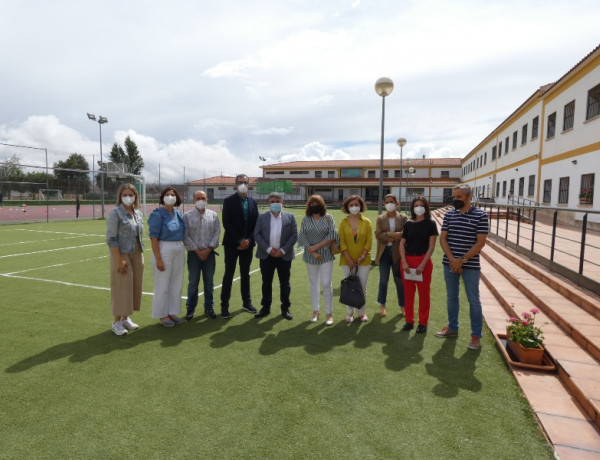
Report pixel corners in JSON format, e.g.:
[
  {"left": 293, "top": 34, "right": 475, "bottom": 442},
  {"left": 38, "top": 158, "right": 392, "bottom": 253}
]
[{"left": 253, "top": 192, "right": 298, "bottom": 320}]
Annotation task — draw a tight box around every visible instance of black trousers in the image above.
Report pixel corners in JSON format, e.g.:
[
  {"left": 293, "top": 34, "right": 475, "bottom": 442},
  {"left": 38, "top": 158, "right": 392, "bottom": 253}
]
[
  {"left": 220, "top": 245, "right": 253, "bottom": 309},
  {"left": 259, "top": 256, "right": 292, "bottom": 312}
]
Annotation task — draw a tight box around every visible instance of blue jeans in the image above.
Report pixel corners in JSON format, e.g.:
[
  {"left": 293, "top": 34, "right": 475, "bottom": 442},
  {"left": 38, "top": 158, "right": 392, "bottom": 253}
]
[
  {"left": 186, "top": 250, "right": 216, "bottom": 315},
  {"left": 443, "top": 264, "right": 483, "bottom": 338},
  {"left": 377, "top": 246, "right": 404, "bottom": 307}
]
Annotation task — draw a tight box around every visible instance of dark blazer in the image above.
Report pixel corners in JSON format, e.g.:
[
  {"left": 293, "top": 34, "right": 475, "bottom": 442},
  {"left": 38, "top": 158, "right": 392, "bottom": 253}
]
[
  {"left": 254, "top": 211, "right": 298, "bottom": 262},
  {"left": 221, "top": 192, "right": 259, "bottom": 247}
]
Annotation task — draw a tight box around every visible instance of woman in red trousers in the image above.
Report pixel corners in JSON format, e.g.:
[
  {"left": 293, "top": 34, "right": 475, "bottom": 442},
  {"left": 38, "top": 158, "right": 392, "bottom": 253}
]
[{"left": 399, "top": 196, "right": 439, "bottom": 333}]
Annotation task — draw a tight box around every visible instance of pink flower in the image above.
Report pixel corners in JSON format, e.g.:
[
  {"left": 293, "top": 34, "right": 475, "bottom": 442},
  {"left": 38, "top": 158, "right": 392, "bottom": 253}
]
[
  {"left": 522, "top": 312, "right": 532, "bottom": 319},
  {"left": 522, "top": 321, "right": 529, "bottom": 326},
  {"left": 530, "top": 308, "right": 540, "bottom": 314},
  {"left": 508, "top": 317, "right": 518, "bottom": 323}
]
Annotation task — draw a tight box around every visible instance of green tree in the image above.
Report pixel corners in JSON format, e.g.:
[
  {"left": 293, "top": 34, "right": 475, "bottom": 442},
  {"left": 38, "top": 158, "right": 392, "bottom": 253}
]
[
  {"left": 124, "top": 136, "right": 144, "bottom": 175},
  {"left": 109, "top": 143, "right": 127, "bottom": 165},
  {"left": 0, "top": 154, "right": 24, "bottom": 181},
  {"left": 53, "top": 153, "right": 91, "bottom": 194}
]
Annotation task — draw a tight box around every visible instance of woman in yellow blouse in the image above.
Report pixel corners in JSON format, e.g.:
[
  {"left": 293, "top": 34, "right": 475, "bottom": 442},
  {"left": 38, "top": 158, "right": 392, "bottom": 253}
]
[{"left": 338, "top": 195, "right": 373, "bottom": 322}]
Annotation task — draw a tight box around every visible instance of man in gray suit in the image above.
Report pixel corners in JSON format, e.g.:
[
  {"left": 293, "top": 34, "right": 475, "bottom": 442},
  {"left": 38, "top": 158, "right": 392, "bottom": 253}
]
[{"left": 254, "top": 192, "right": 298, "bottom": 320}]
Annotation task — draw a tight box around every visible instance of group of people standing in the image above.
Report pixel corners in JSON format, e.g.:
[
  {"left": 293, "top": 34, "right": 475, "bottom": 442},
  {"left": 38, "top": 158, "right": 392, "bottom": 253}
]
[{"left": 105, "top": 178, "right": 488, "bottom": 350}]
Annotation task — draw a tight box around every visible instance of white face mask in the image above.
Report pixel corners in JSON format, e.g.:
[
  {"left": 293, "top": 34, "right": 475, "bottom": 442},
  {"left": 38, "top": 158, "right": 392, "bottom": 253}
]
[
  {"left": 384, "top": 202, "right": 396, "bottom": 212},
  {"left": 349, "top": 206, "right": 360, "bottom": 215},
  {"left": 195, "top": 200, "right": 207, "bottom": 210},
  {"left": 122, "top": 196, "right": 135, "bottom": 207},
  {"left": 237, "top": 183, "right": 248, "bottom": 194},
  {"left": 163, "top": 195, "right": 177, "bottom": 206},
  {"left": 414, "top": 206, "right": 426, "bottom": 216}
]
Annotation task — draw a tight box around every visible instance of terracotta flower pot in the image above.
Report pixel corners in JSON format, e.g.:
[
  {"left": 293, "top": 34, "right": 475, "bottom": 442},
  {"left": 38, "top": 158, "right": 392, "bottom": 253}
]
[{"left": 506, "top": 329, "right": 544, "bottom": 365}]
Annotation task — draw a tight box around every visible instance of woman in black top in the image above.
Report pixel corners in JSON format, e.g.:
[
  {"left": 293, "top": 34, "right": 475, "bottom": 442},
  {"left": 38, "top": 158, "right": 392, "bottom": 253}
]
[{"left": 399, "top": 196, "right": 439, "bottom": 333}]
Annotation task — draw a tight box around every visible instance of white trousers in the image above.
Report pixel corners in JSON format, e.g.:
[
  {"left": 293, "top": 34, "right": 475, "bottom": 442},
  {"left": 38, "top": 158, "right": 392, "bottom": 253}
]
[
  {"left": 341, "top": 265, "right": 370, "bottom": 316},
  {"left": 151, "top": 240, "right": 185, "bottom": 318},
  {"left": 306, "top": 261, "right": 334, "bottom": 315}
]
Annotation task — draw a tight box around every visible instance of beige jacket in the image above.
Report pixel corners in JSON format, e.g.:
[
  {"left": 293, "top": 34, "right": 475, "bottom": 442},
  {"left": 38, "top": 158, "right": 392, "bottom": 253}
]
[{"left": 374, "top": 211, "right": 408, "bottom": 265}]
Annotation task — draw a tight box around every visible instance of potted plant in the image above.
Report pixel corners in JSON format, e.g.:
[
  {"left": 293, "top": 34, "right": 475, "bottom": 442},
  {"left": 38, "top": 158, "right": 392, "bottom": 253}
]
[
  {"left": 506, "top": 308, "right": 545, "bottom": 365},
  {"left": 579, "top": 188, "right": 592, "bottom": 204}
]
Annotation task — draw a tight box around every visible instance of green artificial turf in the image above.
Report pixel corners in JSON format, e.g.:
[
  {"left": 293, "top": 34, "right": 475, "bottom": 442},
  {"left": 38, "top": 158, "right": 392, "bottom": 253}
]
[{"left": 0, "top": 211, "right": 554, "bottom": 459}]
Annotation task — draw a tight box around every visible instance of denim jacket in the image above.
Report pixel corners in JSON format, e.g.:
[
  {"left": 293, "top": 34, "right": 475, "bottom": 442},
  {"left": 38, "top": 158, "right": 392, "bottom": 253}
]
[{"left": 106, "top": 204, "right": 145, "bottom": 253}]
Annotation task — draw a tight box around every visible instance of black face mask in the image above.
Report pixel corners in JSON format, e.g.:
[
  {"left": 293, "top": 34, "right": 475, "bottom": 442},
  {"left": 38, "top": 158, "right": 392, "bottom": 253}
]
[
  {"left": 310, "top": 204, "right": 322, "bottom": 214},
  {"left": 453, "top": 199, "right": 465, "bottom": 210}
]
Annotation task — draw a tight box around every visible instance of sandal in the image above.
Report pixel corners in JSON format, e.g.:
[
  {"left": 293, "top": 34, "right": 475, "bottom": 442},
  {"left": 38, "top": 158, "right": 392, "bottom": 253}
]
[{"left": 310, "top": 311, "right": 320, "bottom": 323}]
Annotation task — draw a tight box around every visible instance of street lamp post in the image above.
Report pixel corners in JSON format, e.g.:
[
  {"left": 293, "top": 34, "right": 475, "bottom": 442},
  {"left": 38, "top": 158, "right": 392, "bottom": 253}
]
[
  {"left": 87, "top": 113, "right": 108, "bottom": 218},
  {"left": 408, "top": 166, "right": 415, "bottom": 204},
  {"left": 375, "top": 77, "right": 394, "bottom": 216},
  {"left": 397, "top": 137, "right": 407, "bottom": 213}
]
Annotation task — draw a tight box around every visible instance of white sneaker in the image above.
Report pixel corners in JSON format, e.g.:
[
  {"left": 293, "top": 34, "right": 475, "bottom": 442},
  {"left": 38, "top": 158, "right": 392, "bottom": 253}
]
[
  {"left": 122, "top": 317, "right": 139, "bottom": 330},
  {"left": 111, "top": 321, "right": 128, "bottom": 336}
]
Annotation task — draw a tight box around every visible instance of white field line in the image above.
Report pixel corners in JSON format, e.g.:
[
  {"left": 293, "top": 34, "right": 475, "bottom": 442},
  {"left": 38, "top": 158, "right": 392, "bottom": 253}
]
[
  {"left": 2, "top": 255, "right": 108, "bottom": 275},
  {"left": 2, "top": 229, "right": 104, "bottom": 237},
  {"left": 0, "top": 242, "right": 105, "bottom": 259},
  {"left": 0, "top": 235, "right": 97, "bottom": 247},
  {"left": 1, "top": 248, "right": 305, "bottom": 300}
]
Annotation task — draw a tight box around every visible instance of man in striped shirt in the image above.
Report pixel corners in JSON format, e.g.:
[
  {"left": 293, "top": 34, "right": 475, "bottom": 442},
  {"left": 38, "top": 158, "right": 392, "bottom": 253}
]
[{"left": 436, "top": 184, "right": 488, "bottom": 350}]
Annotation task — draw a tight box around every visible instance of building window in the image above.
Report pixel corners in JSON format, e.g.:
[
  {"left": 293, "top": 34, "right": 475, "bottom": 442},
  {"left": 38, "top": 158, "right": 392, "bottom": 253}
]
[
  {"left": 266, "top": 171, "right": 284, "bottom": 175},
  {"left": 498, "top": 142, "right": 502, "bottom": 157},
  {"left": 382, "top": 170, "right": 389, "bottom": 178},
  {"left": 315, "top": 171, "right": 322, "bottom": 178},
  {"left": 367, "top": 170, "right": 375, "bottom": 178},
  {"left": 502, "top": 181, "right": 507, "bottom": 197},
  {"left": 532, "top": 116, "right": 539, "bottom": 139},
  {"left": 547, "top": 112, "right": 556, "bottom": 138},
  {"left": 218, "top": 186, "right": 226, "bottom": 190},
  {"left": 580, "top": 173, "right": 595, "bottom": 204},
  {"left": 528, "top": 175, "right": 535, "bottom": 196},
  {"left": 521, "top": 124, "right": 528, "bottom": 145},
  {"left": 328, "top": 171, "right": 335, "bottom": 178},
  {"left": 558, "top": 177, "right": 569, "bottom": 204},
  {"left": 484, "top": 152, "right": 487, "bottom": 164},
  {"left": 340, "top": 168, "right": 362, "bottom": 178},
  {"left": 496, "top": 182, "right": 500, "bottom": 197},
  {"left": 394, "top": 170, "right": 400, "bottom": 178},
  {"left": 512, "top": 131, "right": 518, "bottom": 149},
  {"left": 441, "top": 170, "right": 449, "bottom": 178},
  {"left": 350, "top": 188, "right": 358, "bottom": 195},
  {"left": 563, "top": 100, "right": 575, "bottom": 131},
  {"left": 543, "top": 179, "right": 552, "bottom": 203},
  {"left": 505, "top": 137, "right": 509, "bottom": 154},
  {"left": 292, "top": 187, "right": 300, "bottom": 194},
  {"left": 289, "top": 170, "right": 309, "bottom": 175},
  {"left": 518, "top": 177, "right": 524, "bottom": 196},
  {"left": 586, "top": 83, "right": 600, "bottom": 120},
  {"left": 492, "top": 146, "right": 497, "bottom": 160},
  {"left": 509, "top": 179, "right": 515, "bottom": 196}
]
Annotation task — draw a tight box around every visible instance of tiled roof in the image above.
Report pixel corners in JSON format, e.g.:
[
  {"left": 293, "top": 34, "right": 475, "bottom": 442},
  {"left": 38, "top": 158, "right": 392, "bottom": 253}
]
[
  {"left": 259, "top": 158, "right": 461, "bottom": 169},
  {"left": 187, "top": 175, "right": 261, "bottom": 186}
]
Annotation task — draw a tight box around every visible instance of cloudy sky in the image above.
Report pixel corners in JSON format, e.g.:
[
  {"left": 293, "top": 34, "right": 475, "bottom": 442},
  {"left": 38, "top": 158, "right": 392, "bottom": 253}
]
[{"left": 1, "top": 0, "right": 599, "bottom": 183}]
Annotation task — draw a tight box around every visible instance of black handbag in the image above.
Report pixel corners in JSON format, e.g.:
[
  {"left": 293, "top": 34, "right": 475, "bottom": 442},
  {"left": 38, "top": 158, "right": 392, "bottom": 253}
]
[{"left": 340, "top": 267, "right": 365, "bottom": 308}]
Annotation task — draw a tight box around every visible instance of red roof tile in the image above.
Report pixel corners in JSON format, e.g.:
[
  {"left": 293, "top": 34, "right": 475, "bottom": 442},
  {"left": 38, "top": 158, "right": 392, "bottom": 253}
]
[{"left": 259, "top": 158, "right": 461, "bottom": 169}]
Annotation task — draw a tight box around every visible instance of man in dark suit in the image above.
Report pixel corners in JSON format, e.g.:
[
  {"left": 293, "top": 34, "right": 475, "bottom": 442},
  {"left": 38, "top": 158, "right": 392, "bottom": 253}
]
[
  {"left": 254, "top": 192, "right": 298, "bottom": 320},
  {"left": 220, "top": 174, "right": 259, "bottom": 319}
]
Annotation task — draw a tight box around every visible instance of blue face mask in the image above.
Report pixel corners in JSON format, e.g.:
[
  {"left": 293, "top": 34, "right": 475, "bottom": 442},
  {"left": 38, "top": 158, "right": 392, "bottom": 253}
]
[{"left": 269, "top": 203, "right": 282, "bottom": 213}]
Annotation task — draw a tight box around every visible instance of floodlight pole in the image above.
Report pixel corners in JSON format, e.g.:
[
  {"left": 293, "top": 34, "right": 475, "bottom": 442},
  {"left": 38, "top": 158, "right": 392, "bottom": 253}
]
[
  {"left": 87, "top": 113, "right": 108, "bottom": 218},
  {"left": 375, "top": 77, "right": 394, "bottom": 216}
]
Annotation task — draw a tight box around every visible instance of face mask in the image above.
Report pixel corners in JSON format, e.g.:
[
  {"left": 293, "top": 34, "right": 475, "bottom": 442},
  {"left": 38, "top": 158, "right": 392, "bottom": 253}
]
[
  {"left": 349, "top": 206, "right": 360, "bottom": 215},
  {"left": 269, "top": 203, "right": 282, "bottom": 213},
  {"left": 164, "top": 195, "right": 177, "bottom": 206},
  {"left": 453, "top": 199, "right": 465, "bottom": 210},
  {"left": 384, "top": 203, "right": 396, "bottom": 212},
  {"left": 122, "top": 196, "right": 135, "bottom": 207},
  {"left": 309, "top": 204, "right": 322, "bottom": 214},
  {"left": 195, "top": 200, "right": 206, "bottom": 210},
  {"left": 237, "top": 183, "right": 248, "bottom": 194},
  {"left": 414, "top": 206, "right": 426, "bottom": 216}
]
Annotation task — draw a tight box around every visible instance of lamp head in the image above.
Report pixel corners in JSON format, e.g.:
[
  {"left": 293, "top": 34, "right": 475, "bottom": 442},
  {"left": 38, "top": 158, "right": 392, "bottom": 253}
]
[
  {"left": 397, "top": 137, "right": 407, "bottom": 148},
  {"left": 98, "top": 116, "right": 108, "bottom": 124},
  {"left": 375, "top": 77, "right": 394, "bottom": 97},
  {"left": 87, "top": 113, "right": 96, "bottom": 121}
]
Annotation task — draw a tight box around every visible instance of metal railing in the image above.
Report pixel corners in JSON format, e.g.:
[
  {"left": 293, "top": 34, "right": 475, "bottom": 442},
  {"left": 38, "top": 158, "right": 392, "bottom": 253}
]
[{"left": 478, "top": 203, "right": 600, "bottom": 295}]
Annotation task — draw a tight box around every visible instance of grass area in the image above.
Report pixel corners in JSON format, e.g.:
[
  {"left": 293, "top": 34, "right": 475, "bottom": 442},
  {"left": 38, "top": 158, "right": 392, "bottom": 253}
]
[{"left": 0, "top": 209, "right": 554, "bottom": 459}]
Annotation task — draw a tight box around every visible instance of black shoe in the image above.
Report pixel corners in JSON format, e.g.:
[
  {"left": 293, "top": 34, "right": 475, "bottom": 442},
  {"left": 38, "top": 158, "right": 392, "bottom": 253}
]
[
  {"left": 242, "top": 303, "right": 257, "bottom": 314},
  {"left": 281, "top": 310, "right": 293, "bottom": 320},
  {"left": 255, "top": 308, "right": 270, "bottom": 318},
  {"left": 221, "top": 309, "right": 231, "bottom": 319},
  {"left": 205, "top": 309, "right": 217, "bottom": 319},
  {"left": 402, "top": 322, "right": 414, "bottom": 331},
  {"left": 185, "top": 313, "right": 194, "bottom": 321},
  {"left": 416, "top": 324, "right": 427, "bottom": 334}
]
